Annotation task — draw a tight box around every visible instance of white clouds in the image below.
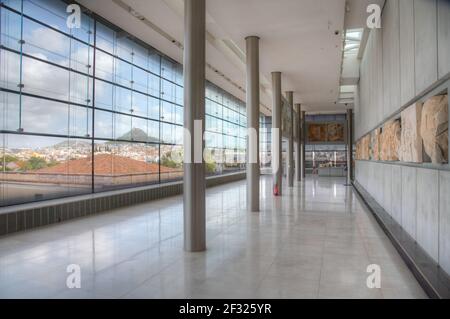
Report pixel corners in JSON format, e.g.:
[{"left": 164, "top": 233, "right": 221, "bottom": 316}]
[{"left": 28, "top": 26, "right": 68, "bottom": 56}]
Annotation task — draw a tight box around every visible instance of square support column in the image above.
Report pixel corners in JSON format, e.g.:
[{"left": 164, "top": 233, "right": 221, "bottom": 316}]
[
  {"left": 346, "top": 108, "right": 354, "bottom": 184},
  {"left": 183, "top": 0, "right": 206, "bottom": 252},
  {"left": 301, "top": 110, "right": 306, "bottom": 179},
  {"left": 245, "top": 36, "right": 260, "bottom": 212},
  {"left": 294, "top": 103, "right": 301, "bottom": 181},
  {"left": 272, "top": 72, "right": 282, "bottom": 196},
  {"left": 285, "top": 91, "right": 294, "bottom": 187}
]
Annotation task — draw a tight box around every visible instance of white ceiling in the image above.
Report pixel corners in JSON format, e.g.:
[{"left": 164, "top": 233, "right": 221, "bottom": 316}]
[{"left": 79, "top": 0, "right": 380, "bottom": 114}]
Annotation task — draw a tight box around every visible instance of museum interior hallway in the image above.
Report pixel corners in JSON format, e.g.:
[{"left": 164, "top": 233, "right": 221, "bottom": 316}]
[{"left": 0, "top": 176, "right": 426, "bottom": 299}]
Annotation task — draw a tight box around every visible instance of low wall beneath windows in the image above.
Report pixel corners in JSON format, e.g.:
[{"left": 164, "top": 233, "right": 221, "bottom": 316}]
[
  {"left": 0, "top": 171, "right": 245, "bottom": 237},
  {"left": 1, "top": 171, "right": 185, "bottom": 186}
]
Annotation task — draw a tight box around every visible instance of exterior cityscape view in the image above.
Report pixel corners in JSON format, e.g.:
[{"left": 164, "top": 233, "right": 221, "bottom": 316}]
[{"left": 0, "top": 0, "right": 269, "bottom": 206}]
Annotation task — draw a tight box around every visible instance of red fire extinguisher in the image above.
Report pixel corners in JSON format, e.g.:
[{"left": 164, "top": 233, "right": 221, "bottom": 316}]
[{"left": 273, "top": 184, "right": 280, "bottom": 196}]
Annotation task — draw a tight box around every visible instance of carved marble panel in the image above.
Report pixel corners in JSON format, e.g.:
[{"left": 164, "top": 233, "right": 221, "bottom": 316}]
[
  {"left": 371, "top": 128, "right": 381, "bottom": 161},
  {"left": 420, "top": 94, "right": 448, "bottom": 164},
  {"left": 380, "top": 120, "right": 401, "bottom": 161},
  {"left": 400, "top": 102, "right": 423, "bottom": 162},
  {"left": 362, "top": 134, "right": 371, "bottom": 160}
]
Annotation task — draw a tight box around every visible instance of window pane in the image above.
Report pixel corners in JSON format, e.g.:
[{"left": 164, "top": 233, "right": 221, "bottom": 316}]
[
  {"left": 0, "top": 91, "right": 20, "bottom": 131},
  {"left": 131, "top": 91, "right": 147, "bottom": 118},
  {"left": 22, "top": 55, "right": 70, "bottom": 100},
  {"left": 116, "top": 37, "right": 133, "bottom": 63},
  {"left": 174, "top": 105, "right": 183, "bottom": 125},
  {"left": 204, "top": 148, "right": 220, "bottom": 176},
  {"left": 161, "top": 101, "right": 174, "bottom": 123},
  {"left": 0, "top": 134, "right": 91, "bottom": 206},
  {"left": 114, "top": 86, "right": 131, "bottom": 114},
  {"left": 95, "top": 80, "right": 113, "bottom": 110},
  {"left": 70, "top": 40, "right": 94, "bottom": 75},
  {"left": 161, "top": 123, "right": 176, "bottom": 144},
  {"left": 148, "top": 72, "right": 160, "bottom": 97},
  {"left": 114, "top": 58, "right": 132, "bottom": 88},
  {"left": 133, "top": 66, "right": 148, "bottom": 94},
  {"left": 161, "top": 57, "right": 176, "bottom": 82},
  {"left": 96, "top": 22, "right": 115, "bottom": 54},
  {"left": 160, "top": 144, "right": 183, "bottom": 182},
  {"left": 132, "top": 43, "right": 149, "bottom": 70},
  {"left": 69, "top": 105, "right": 92, "bottom": 137},
  {"left": 176, "top": 85, "right": 183, "bottom": 105},
  {"left": 1, "top": 8, "right": 23, "bottom": 51},
  {"left": 148, "top": 120, "right": 159, "bottom": 143},
  {"left": 114, "top": 113, "right": 132, "bottom": 140},
  {"left": 72, "top": 14, "right": 94, "bottom": 45},
  {"left": 148, "top": 96, "right": 160, "bottom": 120},
  {"left": 95, "top": 49, "right": 114, "bottom": 81},
  {"left": 94, "top": 110, "right": 113, "bottom": 139},
  {"left": 70, "top": 72, "right": 92, "bottom": 105},
  {"left": 0, "top": 50, "right": 20, "bottom": 91},
  {"left": 21, "top": 95, "right": 68, "bottom": 135},
  {"left": 23, "top": 17, "right": 70, "bottom": 67},
  {"left": 148, "top": 48, "right": 160, "bottom": 75},
  {"left": 162, "top": 79, "right": 176, "bottom": 103}
]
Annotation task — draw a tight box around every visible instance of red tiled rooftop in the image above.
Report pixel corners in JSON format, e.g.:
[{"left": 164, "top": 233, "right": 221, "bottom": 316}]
[{"left": 36, "top": 154, "right": 178, "bottom": 175}]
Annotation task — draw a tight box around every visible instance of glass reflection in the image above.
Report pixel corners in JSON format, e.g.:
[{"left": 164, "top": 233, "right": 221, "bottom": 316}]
[{"left": 0, "top": 0, "right": 250, "bottom": 207}]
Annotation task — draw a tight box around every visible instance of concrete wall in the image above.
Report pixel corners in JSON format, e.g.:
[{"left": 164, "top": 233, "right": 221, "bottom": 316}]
[
  {"left": 355, "top": 161, "right": 449, "bottom": 272},
  {"left": 354, "top": 0, "right": 450, "bottom": 275},
  {"left": 356, "top": 0, "right": 450, "bottom": 139}
]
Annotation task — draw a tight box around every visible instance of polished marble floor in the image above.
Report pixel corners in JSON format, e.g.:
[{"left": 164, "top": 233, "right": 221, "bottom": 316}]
[{"left": 0, "top": 176, "right": 427, "bottom": 299}]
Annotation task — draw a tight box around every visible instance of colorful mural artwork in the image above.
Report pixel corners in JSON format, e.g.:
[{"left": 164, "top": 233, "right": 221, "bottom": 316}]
[{"left": 307, "top": 123, "right": 345, "bottom": 143}]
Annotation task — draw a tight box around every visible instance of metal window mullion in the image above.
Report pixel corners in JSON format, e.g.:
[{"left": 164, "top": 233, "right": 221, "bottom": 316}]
[
  {"left": 66, "top": 28, "right": 75, "bottom": 194},
  {"left": 91, "top": 19, "right": 97, "bottom": 194},
  {"left": 145, "top": 52, "right": 150, "bottom": 167},
  {"left": 130, "top": 48, "right": 134, "bottom": 143},
  {"left": 17, "top": 0, "right": 24, "bottom": 132},
  {"left": 158, "top": 54, "right": 162, "bottom": 184},
  {"left": 85, "top": 18, "right": 93, "bottom": 138}
]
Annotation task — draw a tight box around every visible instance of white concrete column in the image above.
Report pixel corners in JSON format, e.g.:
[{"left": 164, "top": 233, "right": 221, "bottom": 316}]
[
  {"left": 285, "top": 91, "right": 294, "bottom": 187},
  {"left": 294, "top": 103, "right": 301, "bottom": 181},
  {"left": 183, "top": 0, "right": 205, "bottom": 252},
  {"left": 301, "top": 110, "right": 306, "bottom": 179},
  {"left": 272, "top": 72, "right": 282, "bottom": 196},
  {"left": 245, "top": 36, "right": 260, "bottom": 212},
  {"left": 346, "top": 108, "right": 353, "bottom": 184}
]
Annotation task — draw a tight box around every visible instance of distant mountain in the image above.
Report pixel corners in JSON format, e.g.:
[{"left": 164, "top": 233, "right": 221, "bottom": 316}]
[
  {"left": 116, "top": 128, "right": 159, "bottom": 143},
  {"left": 46, "top": 129, "right": 159, "bottom": 150},
  {"left": 47, "top": 140, "right": 91, "bottom": 150}
]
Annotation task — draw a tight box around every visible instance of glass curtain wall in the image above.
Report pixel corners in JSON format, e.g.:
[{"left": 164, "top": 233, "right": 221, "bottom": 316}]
[
  {"left": 0, "top": 0, "right": 246, "bottom": 207},
  {"left": 305, "top": 144, "right": 347, "bottom": 172},
  {"left": 259, "top": 115, "right": 271, "bottom": 168}
]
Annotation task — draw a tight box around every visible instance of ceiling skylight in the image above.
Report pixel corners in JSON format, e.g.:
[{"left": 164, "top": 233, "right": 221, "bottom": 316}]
[{"left": 343, "top": 28, "right": 363, "bottom": 57}]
